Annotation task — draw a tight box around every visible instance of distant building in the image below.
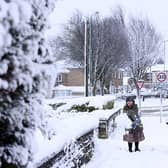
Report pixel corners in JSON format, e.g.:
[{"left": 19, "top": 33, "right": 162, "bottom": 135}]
[
  {"left": 54, "top": 68, "right": 84, "bottom": 97},
  {"left": 145, "top": 64, "right": 168, "bottom": 88},
  {"left": 55, "top": 68, "right": 84, "bottom": 86},
  {"left": 53, "top": 68, "right": 125, "bottom": 97},
  {"left": 119, "top": 64, "right": 168, "bottom": 91}
]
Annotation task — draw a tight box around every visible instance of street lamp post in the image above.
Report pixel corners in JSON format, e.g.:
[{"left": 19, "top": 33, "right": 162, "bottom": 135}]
[
  {"left": 84, "top": 18, "right": 89, "bottom": 97},
  {"left": 84, "top": 12, "right": 99, "bottom": 97},
  {"left": 88, "top": 16, "right": 93, "bottom": 96}
]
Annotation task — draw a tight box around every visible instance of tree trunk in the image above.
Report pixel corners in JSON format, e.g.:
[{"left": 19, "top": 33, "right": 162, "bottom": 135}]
[
  {"left": 92, "top": 85, "right": 96, "bottom": 96},
  {"left": 100, "top": 84, "right": 104, "bottom": 96}
]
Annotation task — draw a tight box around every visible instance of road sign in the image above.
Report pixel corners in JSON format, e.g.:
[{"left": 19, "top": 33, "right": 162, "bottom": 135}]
[
  {"left": 136, "top": 80, "right": 144, "bottom": 89},
  {"left": 157, "top": 72, "right": 167, "bottom": 82}
]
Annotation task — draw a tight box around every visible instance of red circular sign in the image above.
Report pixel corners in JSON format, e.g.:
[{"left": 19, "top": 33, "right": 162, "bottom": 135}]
[{"left": 157, "top": 72, "right": 167, "bottom": 82}]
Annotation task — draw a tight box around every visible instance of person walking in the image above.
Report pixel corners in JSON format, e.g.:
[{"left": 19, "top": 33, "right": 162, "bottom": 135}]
[{"left": 123, "top": 96, "right": 145, "bottom": 152}]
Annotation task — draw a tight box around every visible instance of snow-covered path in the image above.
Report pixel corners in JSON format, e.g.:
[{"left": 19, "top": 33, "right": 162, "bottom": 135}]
[{"left": 83, "top": 115, "right": 168, "bottom": 168}]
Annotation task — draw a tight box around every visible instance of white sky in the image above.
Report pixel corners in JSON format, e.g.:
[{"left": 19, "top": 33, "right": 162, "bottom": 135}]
[{"left": 48, "top": 0, "right": 168, "bottom": 40}]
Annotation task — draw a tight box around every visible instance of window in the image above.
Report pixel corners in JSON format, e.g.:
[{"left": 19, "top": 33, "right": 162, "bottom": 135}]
[
  {"left": 56, "top": 74, "right": 62, "bottom": 82},
  {"left": 146, "top": 73, "right": 152, "bottom": 81}
]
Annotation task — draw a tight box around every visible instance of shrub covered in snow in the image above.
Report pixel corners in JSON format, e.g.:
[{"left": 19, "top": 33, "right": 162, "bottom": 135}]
[
  {"left": 0, "top": 0, "right": 56, "bottom": 167},
  {"left": 103, "top": 100, "right": 115, "bottom": 110},
  {"left": 68, "top": 103, "right": 98, "bottom": 112}
]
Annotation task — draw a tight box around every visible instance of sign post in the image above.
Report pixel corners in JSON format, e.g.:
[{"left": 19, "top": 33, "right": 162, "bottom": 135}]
[
  {"left": 136, "top": 80, "right": 144, "bottom": 116},
  {"left": 160, "top": 88, "right": 163, "bottom": 123},
  {"left": 157, "top": 72, "right": 167, "bottom": 123}
]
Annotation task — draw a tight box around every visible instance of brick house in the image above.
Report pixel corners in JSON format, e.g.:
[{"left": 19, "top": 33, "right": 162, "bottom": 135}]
[
  {"left": 54, "top": 68, "right": 124, "bottom": 96},
  {"left": 53, "top": 68, "right": 84, "bottom": 97},
  {"left": 55, "top": 68, "right": 84, "bottom": 86}
]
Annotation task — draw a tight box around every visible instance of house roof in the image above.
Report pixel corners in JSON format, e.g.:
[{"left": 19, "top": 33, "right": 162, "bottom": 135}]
[
  {"left": 147, "top": 64, "right": 168, "bottom": 72},
  {"left": 56, "top": 59, "right": 83, "bottom": 74}
]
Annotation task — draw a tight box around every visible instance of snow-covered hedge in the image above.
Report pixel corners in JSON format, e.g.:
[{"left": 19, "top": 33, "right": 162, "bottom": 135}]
[{"left": 47, "top": 95, "right": 116, "bottom": 113}]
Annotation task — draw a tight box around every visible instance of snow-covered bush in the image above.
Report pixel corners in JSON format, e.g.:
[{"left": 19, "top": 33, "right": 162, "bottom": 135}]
[
  {"left": 103, "top": 100, "right": 115, "bottom": 110},
  {"left": 0, "top": 0, "right": 56, "bottom": 167},
  {"left": 68, "top": 103, "right": 98, "bottom": 113}
]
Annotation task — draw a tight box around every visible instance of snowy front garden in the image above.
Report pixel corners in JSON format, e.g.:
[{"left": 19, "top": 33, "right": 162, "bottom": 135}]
[
  {"left": 34, "top": 95, "right": 122, "bottom": 166},
  {"left": 33, "top": 95, "right": 168, "bottom": 167}
]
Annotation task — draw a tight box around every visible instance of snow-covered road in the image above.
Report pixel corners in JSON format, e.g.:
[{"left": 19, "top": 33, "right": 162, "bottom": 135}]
[{"left": 83, "top": 114, "right": 168, "bottom": 168}]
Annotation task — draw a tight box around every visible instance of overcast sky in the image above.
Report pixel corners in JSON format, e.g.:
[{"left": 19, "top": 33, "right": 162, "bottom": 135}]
[{"left": 47, "top": 0, "right": 168, "bottom": 41}]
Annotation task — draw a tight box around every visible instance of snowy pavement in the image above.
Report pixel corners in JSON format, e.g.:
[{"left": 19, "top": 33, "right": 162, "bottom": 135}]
[{"left": 83, "top": 114, "right": 168, "bottom": 168}]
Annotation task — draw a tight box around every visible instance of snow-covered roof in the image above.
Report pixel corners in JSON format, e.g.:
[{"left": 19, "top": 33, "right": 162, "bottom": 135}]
[
  {"left": 55, "top": 60, "right": 69, "bottom": 74},
  {"left": 55, "top": 59, "right": 83, "bottom": 75},
  {"left": 148, "top": 64, "right": 168, "bottom": 72}
]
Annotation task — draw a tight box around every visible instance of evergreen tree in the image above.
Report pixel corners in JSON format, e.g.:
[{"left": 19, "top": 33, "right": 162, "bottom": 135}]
[{"left": 0, "top": 0, "right": 56, "bottom": 167}]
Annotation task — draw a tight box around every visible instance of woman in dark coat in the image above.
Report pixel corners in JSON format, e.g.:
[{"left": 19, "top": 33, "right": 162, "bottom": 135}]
[{"left": 123, "top": 96, "right": 145, "bottom": 152}]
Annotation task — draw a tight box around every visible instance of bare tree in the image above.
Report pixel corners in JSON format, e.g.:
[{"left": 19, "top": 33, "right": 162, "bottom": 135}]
[
  {"left": 56, "top": 9, "right": 130, "bottom": 95},
  {"left": 127, "top": 17, "right": 162, "bottom": 94},
  {"left": 58, "top": 11, "right": 85, "bottom": 63},
  {"left": 48, "top": 37, "right": 64, "bottom": 61},
  {"left": 97, "top": 9, "right": 130, "bottom": 95}
]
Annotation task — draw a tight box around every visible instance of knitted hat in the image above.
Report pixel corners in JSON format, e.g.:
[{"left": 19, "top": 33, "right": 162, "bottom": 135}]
[{"left": 126, "top": 96, "right": 135, "bottom": 102}]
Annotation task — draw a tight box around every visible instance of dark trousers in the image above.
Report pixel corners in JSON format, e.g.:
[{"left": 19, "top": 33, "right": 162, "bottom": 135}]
[{"left": 128, "top": 142, "right": 139, "bottom": 152}]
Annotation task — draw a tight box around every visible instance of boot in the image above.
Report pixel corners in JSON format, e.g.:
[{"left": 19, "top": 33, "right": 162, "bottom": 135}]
[
  {"left": 135, "top": 142, "right": 140, "bottom": 152},
  {"left": 128, "top": 143, "right": 133, "bottom": 152}
]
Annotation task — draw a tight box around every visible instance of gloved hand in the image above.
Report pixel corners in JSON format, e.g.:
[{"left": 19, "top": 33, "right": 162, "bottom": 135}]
[
  {"left": 132, "top": 122, "right": 137, "bottom": 129},
  {"left": 132, "top": 117, "right": 141, "bottom": 129}
]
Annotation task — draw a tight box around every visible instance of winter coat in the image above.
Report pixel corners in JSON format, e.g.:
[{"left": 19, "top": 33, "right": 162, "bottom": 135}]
[
  {"left": 123, "top": 103, "right": 139, "bottom": 122},
  {"left": 123, "top": 103, "right": 145, "bottom": 143}
]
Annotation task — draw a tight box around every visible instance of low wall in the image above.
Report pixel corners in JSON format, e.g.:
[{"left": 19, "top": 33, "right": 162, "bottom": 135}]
[
  {"left": 36, "top": 108, "right": 121, "bottom": 168},
  {"left": 37, "top": 130, "right": 94, "bottom": 168}
]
